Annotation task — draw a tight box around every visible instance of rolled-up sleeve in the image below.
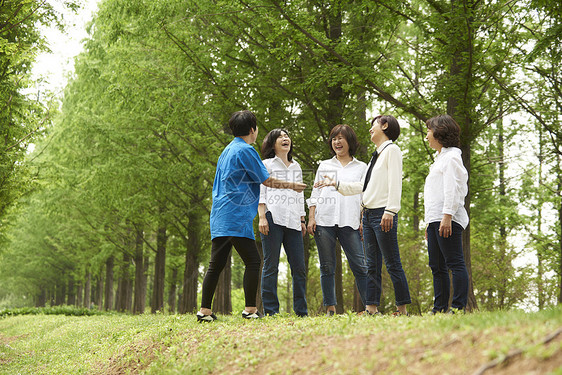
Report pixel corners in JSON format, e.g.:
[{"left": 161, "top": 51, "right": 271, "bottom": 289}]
[{"left": 336, "top": 181, "right": 363, "bottom": 196}]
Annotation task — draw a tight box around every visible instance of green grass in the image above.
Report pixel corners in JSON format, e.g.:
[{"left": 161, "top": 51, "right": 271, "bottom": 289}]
[{"left": 0, "top": 307, "right": 561, "bottom": 374}]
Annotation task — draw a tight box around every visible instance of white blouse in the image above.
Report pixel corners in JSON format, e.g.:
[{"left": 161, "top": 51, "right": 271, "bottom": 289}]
[
  {"left": 259, "top": 156, "right": 306, "bottom": 231},
  {"left": 423, "top": 147, "right": 469, "bottom": 229},
  {"left": 307, "top": 156, "right": 367, "bottom": 230},
  {"left": 336, "top": 140, "right": 403, "bottom": 215}
]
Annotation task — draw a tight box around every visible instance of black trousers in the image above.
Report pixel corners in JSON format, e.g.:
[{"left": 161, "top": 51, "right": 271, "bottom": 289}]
[{"left": 200, "top": 236, "right": 261, "bottom": 309}]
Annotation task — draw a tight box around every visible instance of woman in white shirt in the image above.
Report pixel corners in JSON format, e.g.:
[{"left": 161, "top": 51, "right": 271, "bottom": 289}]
[
  {"left": 424, "top": 114, "right": 469, "bottom": 314},
  {"left": 307, "top": 124, "right": 368, "bottom": 316},
  {"left": 258, "top": 129, "right": 308, "bottom": 317},
  {"left": 315, "top": 115, "right": 411, "bottom": 316}
]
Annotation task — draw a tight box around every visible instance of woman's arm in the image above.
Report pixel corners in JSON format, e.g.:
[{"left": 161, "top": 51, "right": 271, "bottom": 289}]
[
  {"left": 314, "top": 176, "right": 362, "bottom": 196},
  {"left": 263, "top": 177, "right": 306, "bottom": 192},
  {"left": 307, "top": 206, "right": 316, "bottom": 235},
  {"left": 258, "top": 203, "right": 269, "bottom": 235}
]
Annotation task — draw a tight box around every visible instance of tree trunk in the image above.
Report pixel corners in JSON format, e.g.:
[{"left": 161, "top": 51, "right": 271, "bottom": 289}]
[
  {"left": 447, "top": 0, "right": 478, "bottom": 312},
  {"left": 213, "top": 255, "right": 232, "bottom": 314},
  {"left": 326, "top": 5, "right": 344, "bottom": 128},
  {"left": 67, "top": 278, "right": 76, "bottom": 306},
  {"left": 36, "top": 289, "right": 46, "bottom": 307},
  {"left": 76, "top": 282, "right": 83, "bottom": 307},
  {"left": 180, "top": 250, "right": 199, "bottom": 314},
  {"left": 335, "top": 241, "right": 344, "bottom": 314},
  {"left": 537, "top": 129, "right": 545, "bottom": 309},
  {"left": 558, "top": 155, "right": 562, "bottom": 304},
  {"left": 96, "top": 275, "right": 103, "bottom": 309},
  {"left": 168, "top": 267, "right": 178, "bottom": 313},
  {"left": 84, "top": 272, "right": 91, "bottom": 308},
  {"left": 286, "top": 271, "right": 292, "bottom": 313},
  {"left": 55, "top": 283, "right": 66, "bottom": 306},
  {"left": 256, "top": 239, "right": 264, "bottom": 313},
  {"left": 324, "top": 5, "right": 345, "bottom": 315},
  {"left": 180, "top": 211, "right": 201, "bottom": 314},
  {"left": 151, "top": 221, "right": 167, "bottom": 313},
  {"left": 353, "top": 284, "right": 362, "bottom": 312},
  {"left": 116, "top": 253, "right": 133, "bottom": 312},
  {"left": 133, "top": 226, "right": 146, "bottom": 314},
  {"left": 104, "top": 257, "right": 114, "bottom": 311},
  {"left": 498, "top": 115, "right": 507, "bottom": 308},
  {"left": 460, "top": 144, "right": 478, "bottom": 311}
]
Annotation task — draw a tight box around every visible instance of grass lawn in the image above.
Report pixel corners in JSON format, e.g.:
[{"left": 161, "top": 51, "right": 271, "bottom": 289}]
[{"left": 0, "top": 307, "right": 561, "bottom": 374}]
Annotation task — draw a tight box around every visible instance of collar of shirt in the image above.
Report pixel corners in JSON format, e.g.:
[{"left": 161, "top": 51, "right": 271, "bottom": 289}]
[
  {"left": 376, "top": 140, "right": 393, "bottom": 154},
  {"left": 326, "top": 155, "right": 362, "bottom": 168},
  {"left": 436, "top": 147, "right": 461, "bottom": 159},
  {"left": 269, "top": 155, "right": 298, "bottom": 169}
]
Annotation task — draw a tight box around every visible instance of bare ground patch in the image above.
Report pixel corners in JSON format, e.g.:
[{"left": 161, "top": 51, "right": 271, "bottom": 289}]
[
  {"left": 475, "top": 328, "right": 562, "bottom": 375},
  {"left": 89, "top": 339, "right": 165, "bottom": 375},
  {"left": 0, "top": 333, "right": 30, "bottom": 366}
]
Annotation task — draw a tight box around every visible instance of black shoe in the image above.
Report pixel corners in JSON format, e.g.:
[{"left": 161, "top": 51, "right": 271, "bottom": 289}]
[
  {"left": 326, "top": 310, "right": 335, "bottom": 317},
  {"left": 365, "top": 310, "right": 382, "bottom": 316},
  {"left": 196, "top": 312, "right": 217, "bottom": 322},
  {"left": 242, "top": 310, "right": 264, "bottom": 319}
]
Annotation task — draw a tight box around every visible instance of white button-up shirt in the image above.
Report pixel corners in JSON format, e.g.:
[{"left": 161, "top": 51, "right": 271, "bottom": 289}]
[
  {"left": 307, "top": 156, "right": 367, "bottom": 229},
  {"left": 259, "top": 156, "right": 306, "bottom": 231},
  {"left": 337, "top": 140, "right": 402, "bottom": 215},
  {"left": 423, "top": 147, "right": 469, "bottom": 229}
]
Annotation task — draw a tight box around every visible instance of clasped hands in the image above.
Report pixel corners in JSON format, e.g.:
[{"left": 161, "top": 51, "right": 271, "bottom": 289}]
[{"left": 313, "top": 175, "right": 336, "bottom": 189}]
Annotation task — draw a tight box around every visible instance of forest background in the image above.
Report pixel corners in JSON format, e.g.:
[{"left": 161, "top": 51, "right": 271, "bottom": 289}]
[{"left": 0, "top": 0, "right": 560, "bottom": 316}]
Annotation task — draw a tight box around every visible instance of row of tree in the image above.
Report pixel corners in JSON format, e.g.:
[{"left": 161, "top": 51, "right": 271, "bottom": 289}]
[{"left": 0, "top": 0, "right": 560, "bottom": 314}]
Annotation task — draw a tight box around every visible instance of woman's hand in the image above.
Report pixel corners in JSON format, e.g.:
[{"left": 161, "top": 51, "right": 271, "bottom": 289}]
[
  {"left": 301, "top": 222, "right": 307, "bottom": 237},
  {"left": 292, "top": 182, "right": 307, "bottom": 193},
  {"left": 380, "top": 212, "right": 394, "bottom": 232},
  {"left": 259, "top": 216, "right": 269, "bottom": 235},
  {"left": 313, "top": 175, "right": 336, "bottom": 189},
  {"left": 307, "top": 217, "right": 317, "bottom": 235},
  {"left": 439, "top": 214, "right": 452, "bottom": 238}
]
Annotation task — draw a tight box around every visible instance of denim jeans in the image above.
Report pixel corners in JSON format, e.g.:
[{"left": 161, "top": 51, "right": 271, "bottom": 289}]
[
  {"left": 362, "top": 208, "right": 411, "bottom": 306},
  {"left": 314, "top": 225, "right": 368, "bottom": 307},
  {"left": 260, "top": 212, "right": 308, "bottom": 316},
  {"left": 427, "top": 221, "right": 469, "bottom": 310}
]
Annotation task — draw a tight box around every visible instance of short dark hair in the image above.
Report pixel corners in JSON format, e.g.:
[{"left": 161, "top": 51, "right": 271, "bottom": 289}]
[
  {"left": 372, "top": 115, "right": 400, "bottom": 141},
  {"left": 328, "top": 124, "right": 359, "bottom": 157},
  {"left": 426, "top": 114, "right": 461, "bottom": 148},
  {"left": 261, "top": 128, "right": 293, "bottom": 161},
  {"left": 229, "top": 110, "right": 257, "bottom": 136}
]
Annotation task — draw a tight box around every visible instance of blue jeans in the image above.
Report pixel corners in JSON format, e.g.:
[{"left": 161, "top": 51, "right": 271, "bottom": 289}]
[
  {"left": 260, "top": 212, "right": 308, "bottom": 316},
  {"left": 427, "top": 221, "right": 469, "bottom": 310},
  {"left": 362, "top": 208, "right": 411, "bottom": 306},
  {"left": 314, "top": 225, "right": 367, "bottom": 307}
]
